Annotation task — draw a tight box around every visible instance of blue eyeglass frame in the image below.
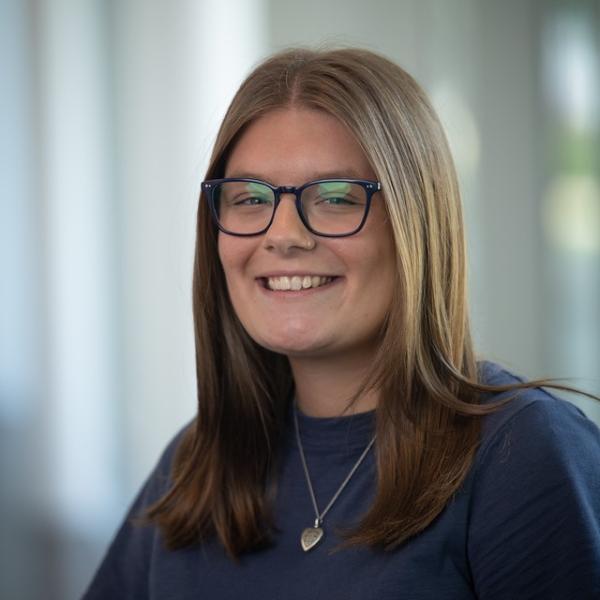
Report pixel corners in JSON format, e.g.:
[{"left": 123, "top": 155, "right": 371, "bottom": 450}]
[{"left": 200, "top": 177, "right": 382, "bottom": 238}]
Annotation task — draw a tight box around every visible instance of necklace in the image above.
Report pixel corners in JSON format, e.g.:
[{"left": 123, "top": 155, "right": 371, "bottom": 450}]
[{"left": 293, "top": 404, "right": 376, "bottom": 552}]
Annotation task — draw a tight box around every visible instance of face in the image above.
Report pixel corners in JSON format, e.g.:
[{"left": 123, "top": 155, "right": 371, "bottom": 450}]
[{"left": 218, "top": 107, "right": 396, "bottom": 363}]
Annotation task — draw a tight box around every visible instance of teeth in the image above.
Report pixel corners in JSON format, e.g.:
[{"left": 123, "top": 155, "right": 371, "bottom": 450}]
[{"left": 266, "top": 275, "right": 333, "bottom": 291}]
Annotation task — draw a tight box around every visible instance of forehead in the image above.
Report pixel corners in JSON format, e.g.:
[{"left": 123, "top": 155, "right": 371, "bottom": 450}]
[{"left": 224, "top": 107, "right": 376, "bottom": 185}]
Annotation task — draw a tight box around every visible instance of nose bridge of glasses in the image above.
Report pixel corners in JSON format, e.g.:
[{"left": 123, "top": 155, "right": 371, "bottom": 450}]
[
  {"left": 274, "top": 185, "right": 301, "bottom": 203},
  {"left": 272, "top": 185, "right": 303, "bottom": 213},
  {"left": 268, "top": 185, "right": 308, "bottom": 232}
]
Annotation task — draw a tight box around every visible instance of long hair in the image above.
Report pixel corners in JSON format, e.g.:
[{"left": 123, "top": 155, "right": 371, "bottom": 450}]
[{"left": 141, "top": 47, "right": 598, "bottom": 557}]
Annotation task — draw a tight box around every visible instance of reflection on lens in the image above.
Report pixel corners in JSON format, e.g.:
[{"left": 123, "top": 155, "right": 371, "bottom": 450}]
[
  {"left": 217, "top": 181, "right": 274, "bottom": 234},
  {"left": 317, "top": 181, "right": 352, "bottom": 195},
  {"left": 301, "top": 181, "right": 367, "bottom": 234}
]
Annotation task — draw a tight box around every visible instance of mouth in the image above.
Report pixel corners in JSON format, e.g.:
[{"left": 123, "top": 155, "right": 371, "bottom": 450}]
[{"left": 259, "top": 275, "right": 339, "bottom": 291}]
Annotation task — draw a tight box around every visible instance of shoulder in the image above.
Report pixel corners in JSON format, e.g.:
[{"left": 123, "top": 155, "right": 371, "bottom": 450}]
[
  {"left": 141, "top": 417, "right": 196, "bottom": 504},
  {"left": 157, "top": 418, "right": 195, "bottom": 471},
  {"left": 473, "top": 360, "right": 600, "bottom": 504},
  {"left": 81, "top": 418, "right": 196, "bottom": 599},
  {"left": 467, "top": 361, "right": 600, "bottom": 597},
  {"left": 476, "top": 359, "right": 600, "bottom": 455}
]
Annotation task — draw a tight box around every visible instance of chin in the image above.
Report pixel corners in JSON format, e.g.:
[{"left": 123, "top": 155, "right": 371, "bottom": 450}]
[
  {"left": 243, "top": 314, "right": 326, "bottom": 351},
  {"left": 252, "top": 331, "right": 330, "bottom": 357}
]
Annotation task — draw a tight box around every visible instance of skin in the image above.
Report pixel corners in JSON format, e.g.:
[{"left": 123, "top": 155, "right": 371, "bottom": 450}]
[{"left": 218, "top": 107, "right": 396, "bottom": 417}]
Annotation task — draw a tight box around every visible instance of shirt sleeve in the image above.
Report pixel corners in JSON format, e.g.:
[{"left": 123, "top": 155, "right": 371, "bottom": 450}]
[
  {"left": 81, "top": 423, "right": 190, "bottom": 599},
  {"left": 467, "top": 398, "right": 600, "bottom": 599}
]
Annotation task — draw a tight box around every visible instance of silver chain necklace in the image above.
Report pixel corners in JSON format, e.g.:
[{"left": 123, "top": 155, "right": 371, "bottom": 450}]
[{"left": 293, "top": 404, "right": 377, "bottom": 552}]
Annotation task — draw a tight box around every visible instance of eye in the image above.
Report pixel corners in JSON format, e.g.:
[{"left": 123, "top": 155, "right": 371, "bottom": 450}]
[
  {"left": 309, "top": 181, "right": 365, "bottom": 208},
  {"left": 233, "top": 195, "right": 272, "bottom": 206},
  {"left": 319, "top": 195, "right": 357, "bottom": 206}
]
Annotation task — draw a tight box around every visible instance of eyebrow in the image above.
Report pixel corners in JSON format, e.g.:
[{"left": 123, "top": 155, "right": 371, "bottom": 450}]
[{"left": 224, "top": 169, "right": 366, "bottom": 182}]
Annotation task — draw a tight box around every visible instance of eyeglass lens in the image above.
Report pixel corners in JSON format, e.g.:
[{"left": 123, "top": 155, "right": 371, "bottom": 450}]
[{"left": 214, "top": 181, "right": 368, "bottom": 235}]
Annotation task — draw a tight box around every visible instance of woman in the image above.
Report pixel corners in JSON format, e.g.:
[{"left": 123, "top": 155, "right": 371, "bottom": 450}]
[{"left": 83, "top": 47, "right": 600, "bottom": 599}]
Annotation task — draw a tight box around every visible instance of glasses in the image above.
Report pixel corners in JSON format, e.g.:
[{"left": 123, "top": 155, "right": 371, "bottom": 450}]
[{"left": 201, "top": 178, "right": 381, "bottom": 237}]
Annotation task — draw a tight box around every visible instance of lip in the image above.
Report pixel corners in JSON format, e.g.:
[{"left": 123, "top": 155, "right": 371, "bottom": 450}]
[
  {"left": 256, "top": 271, "right": 340, "bottom": 278},
  {"left": 256, "top": 275, "right": 342, "bottom": 296}
]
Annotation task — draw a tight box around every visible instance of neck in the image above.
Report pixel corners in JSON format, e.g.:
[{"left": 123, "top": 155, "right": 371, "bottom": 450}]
[{"left": 289, "top": 351, "right": 379, "bottom": 418}]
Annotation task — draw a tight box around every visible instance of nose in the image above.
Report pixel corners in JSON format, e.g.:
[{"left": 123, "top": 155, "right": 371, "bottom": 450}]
[{"left": 263, "top": 193, "right": 315, "bottom": 252}]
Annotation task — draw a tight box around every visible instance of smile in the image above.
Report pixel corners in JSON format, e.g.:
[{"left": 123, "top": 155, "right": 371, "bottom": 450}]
[{"left": 263, "top": 275, "right": 336, "bottom": 291}]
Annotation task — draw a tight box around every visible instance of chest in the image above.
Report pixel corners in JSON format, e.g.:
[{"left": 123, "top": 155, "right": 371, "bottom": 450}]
[{"left": 147, "top": 447, "right": 476, "bottom": 599}]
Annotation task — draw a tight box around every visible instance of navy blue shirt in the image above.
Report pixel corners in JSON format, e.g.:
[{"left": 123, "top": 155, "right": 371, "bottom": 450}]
[{"left": 83, "top": 362, "right": 600, "bottom": 599}]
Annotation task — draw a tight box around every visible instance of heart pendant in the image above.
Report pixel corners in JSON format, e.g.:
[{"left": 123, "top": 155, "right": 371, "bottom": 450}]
[{"left": 301, "top": 526, "right": 324, "bottom": 552}]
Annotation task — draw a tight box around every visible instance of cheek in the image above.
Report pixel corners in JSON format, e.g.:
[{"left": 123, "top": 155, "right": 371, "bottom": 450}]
[
  {"left": 217, "top": 235, "right": 234, "bottom": 271},
  {"left": 216, "top": 236, "right": 263, "bottom": 330},
  {"left": 356, "top": 231, "right": 396, "bottom": 312},
  {"left": 218, "top": 235, "right": 250, "bottom": 282},
  {"left": 217, "top": 238, "right": 246, "bottom": 313}
]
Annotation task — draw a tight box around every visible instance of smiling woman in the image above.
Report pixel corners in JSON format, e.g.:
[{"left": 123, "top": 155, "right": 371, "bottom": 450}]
[
  {"left": 83, "top": 48, "right": 600, "bottom": 599},
  {"left": 217, "top": 107, "right": 396, "bottom": 388}
]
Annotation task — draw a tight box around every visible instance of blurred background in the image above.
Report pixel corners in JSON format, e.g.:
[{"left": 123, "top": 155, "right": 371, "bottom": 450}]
[{"left": 1, "top": 0, "right": 599, "bottom": 598}]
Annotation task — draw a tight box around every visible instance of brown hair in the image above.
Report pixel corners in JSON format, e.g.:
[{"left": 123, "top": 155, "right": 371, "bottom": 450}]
[{"left": 140, "top": 47, "right": 598, "bottom": 557}]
